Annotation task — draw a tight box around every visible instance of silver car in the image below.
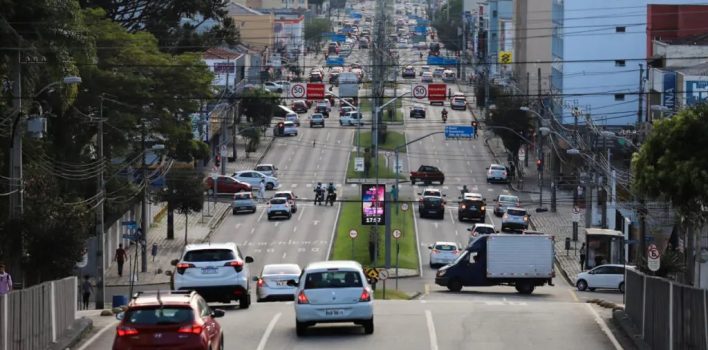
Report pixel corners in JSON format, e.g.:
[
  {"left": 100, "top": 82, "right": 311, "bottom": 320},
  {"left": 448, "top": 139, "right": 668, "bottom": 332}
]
[
  {"left": 232, "top": 192, "right": 257, "bottom": 214},
  {"left": 486, "top": 163, "right": 509, "bottom": 183},
  {"left": 493, "top": 194, "right": 520, "bottom": 217},
  {"left": 501, "top": 207, "right": 530, "bottom": 232},
  {"left": 428, "top": 241, "right": 461, "bottom": 268},
  {"left": 255, "top": 264, "right": 302, "bottom": 302},
  {"left": 232, "top": 170, "right": 280, "bottom": 190},
  {"left": 267, "top": 197, "right": 292, "bottom": 220}
]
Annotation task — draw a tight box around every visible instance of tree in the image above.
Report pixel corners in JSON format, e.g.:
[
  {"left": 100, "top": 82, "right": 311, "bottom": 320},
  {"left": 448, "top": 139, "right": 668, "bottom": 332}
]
[
  {"left": 304, "top": 18, "right": 332, "bottom": 51},
  {"left": 154, "top": 169, "right": 204, "bottom": 241},
  {"left": 486, "top": 91, "right": 532, "bottom": 168},
  {"left": 431, "top": 0, "right": 463, "bottom": 52},
  {"left": 239, "top": 89, "right": 281, "bottom": 126},
  {"left": 309, "top": 0, "right": 325, "bottom": 14}
]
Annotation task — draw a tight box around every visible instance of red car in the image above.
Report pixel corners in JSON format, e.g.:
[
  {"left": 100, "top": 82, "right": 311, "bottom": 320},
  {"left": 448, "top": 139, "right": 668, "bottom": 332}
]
[
  {"left": 112, "top": 290, "right": 225, "bottom": 350},
  {"left": 204, "top": 176, "right": 252, "bottom": 195}
]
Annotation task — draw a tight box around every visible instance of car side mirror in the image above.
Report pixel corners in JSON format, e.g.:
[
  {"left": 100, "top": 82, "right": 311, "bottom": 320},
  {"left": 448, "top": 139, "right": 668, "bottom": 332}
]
[
  {"left": 466, "top": 227, "right": 472, "bottom": 232},
  {"left": 485, "top": 167, "right": 489, "bottom": 170},
  {"left": 428, "top": 245, "right": 433, "bottom": 249},
  {"left": 170, "top": 259, "right": 179, "bottom": 266},
  {"left": 212, "top": 309, "right": 225, "bottom": 318},
  {"left": 245, "top": 256, "right": 254, "bottom": 263},
  {"left": 165, "top": 271, "right": 173, "bottom": 277},
  {"left": 286, "top": 279, "right": 298, "bottom": 286},
  {"left": 458, "top": 197, "right": 462, "bottom": 200},
  {"left": 115, "top": 312, "right": 125, "bottom": 321},
  {"left": 252, "top": 276, "right": 259, "bottom": 282}
]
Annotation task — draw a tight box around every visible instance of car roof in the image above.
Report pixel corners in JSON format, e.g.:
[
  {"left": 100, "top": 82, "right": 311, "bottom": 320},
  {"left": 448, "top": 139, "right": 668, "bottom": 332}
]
[
  {"left": 274, "top": 190, "right": 294, "bottom": 195},
  {"left": 129, "top": 291, "right": 196, "bottom": 307},
  {"left": 283, "top": 121, "right": 295, "bottom": 126},
  {"left": 185, "top": 242, "right": 236, "bottom": 251},
  {"left": 593, "top": 264, "right": 625, "bottom": 268},
  {"left": 433, "top": 241, "right": 458, "bottom": 246},
  {"left": 473, "top": 224, "right": 495, "bottom": 229},
  {"left": 256, "top": 163, "right": 274, "bottom": 167},
  {"left": 304, "top": 260, "right": 363, "bottom": 272},
  {"left": 464, "top": 193, "right": 483, "bottom": 199},
  {"left": 423, "top": 188, "right": 440, "bottom": 192}
]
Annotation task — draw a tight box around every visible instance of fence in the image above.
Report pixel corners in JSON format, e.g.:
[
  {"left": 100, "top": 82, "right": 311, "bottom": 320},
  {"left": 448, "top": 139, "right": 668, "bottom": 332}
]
[
  {"left": 0, "top": 277, "right": 77, "bottom": 350},
  {"left": 625, "top": 269, "right": 708, "bottom": 350}
]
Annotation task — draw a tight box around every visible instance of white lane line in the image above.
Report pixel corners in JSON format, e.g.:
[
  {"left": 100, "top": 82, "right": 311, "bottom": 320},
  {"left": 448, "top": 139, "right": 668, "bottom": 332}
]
[
  {"left": 274, "top": 222, "right": 280, "bottom": 227},
  {"left": 298, "top": 207, "right": 305, "bottom": 221},
  {"left": 282, "top": 252, "right": 287, "bottom": 259},
  {"left": 256, "top": 312, "right": 282, "bottom": 350},
  {"left": 291, "top": 184, "right": 297, "bottom": 188},
  {"left": 425, "top": 310, "right": 439, "bottom": 350},
  {"left": 250, "top": 227, "right": 255, "bottom": 235},
  {"left": 487, "top": 210, "right": 496, "bottom": 228},
  {"left": 75, "top": 320, "right": 118, "bottom": 350},
  {"left": 257, "top": 207, "right": 266, "bottom": 222},
  {"left": 235, "top": 223, "right": 241, "bottom": 230},
  {"left": 448, "top": 208, "right": 456, "bottom": 225},
  {"left": 585, "top": 304, "right": 623, "bottom": 350},
  {"left": 434, "top": 222, "right": 438, "bottom": 229},
  {"left": 293, "top": 226, "right": 298, "bottom": 232}
]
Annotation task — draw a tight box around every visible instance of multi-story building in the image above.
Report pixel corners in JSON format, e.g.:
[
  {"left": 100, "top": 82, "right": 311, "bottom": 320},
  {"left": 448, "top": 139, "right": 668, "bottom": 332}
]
[
  {"left": 484, "top": 0, "right": 513, "bottom": 76},
  {"left": 512, "top": 0, "right": 552, "bottom": 98},
  {"left": 227, "top": 2, "right": 274, "bottom": 51}
]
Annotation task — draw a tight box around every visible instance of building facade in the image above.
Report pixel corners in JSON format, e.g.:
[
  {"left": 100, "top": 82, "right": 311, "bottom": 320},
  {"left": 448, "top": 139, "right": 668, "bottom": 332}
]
[
  {"left": 513, "top": 0, "right": 552, "bottom": 97},
  {"left": 227, "top": 2, "right": 275, "bottom": 50}
]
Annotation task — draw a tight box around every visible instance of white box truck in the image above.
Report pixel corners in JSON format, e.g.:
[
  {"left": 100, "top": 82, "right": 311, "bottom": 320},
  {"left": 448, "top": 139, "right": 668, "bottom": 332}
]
[{"left": 435, "top": 234, "right": 555, "bottom": 294}]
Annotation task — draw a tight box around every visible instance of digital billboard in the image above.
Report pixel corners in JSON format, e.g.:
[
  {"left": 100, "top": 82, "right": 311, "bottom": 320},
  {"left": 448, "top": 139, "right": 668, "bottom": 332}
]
[{"left": 361, "top": 184, "right": 385, "bottom": 225}]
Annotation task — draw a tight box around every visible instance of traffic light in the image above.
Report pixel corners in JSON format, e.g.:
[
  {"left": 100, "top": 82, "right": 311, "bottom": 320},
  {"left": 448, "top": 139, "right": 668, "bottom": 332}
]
[
  {"left": 215, "top": 155, "right": 221, "bottom": 167},
  {"left": 536, "top": 159, "right": 543, "bottom": 171}
]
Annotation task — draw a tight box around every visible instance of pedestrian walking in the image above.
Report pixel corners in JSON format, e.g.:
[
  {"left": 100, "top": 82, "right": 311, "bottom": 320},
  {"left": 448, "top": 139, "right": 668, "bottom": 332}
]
[
  {"left": 579, "top": 242, "right": 586, "bottom": 271},
  {"left": 81, "top": 275, "right": 93, "bottom": 310},
  {"left": 114, "top": 244, "right": 128, "bottom": 277},
  {"left": 0, "top": 263, "right": 13, "bottom": 295},
  {"left": 259, "top": 179, "right": 266, "bottom": 202}
]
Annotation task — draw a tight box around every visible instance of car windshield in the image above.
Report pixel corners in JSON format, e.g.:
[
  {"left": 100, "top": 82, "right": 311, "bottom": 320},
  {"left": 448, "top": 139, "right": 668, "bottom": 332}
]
[
  {"left": 263, "top": 265, "right": 301, "bottom": 275},
  {"left": 234, "top": 193, "right": 251, "bottom": 200},
  {"left": 184, "top": 249, "right": 235, "bottom": 262},
  {"left": 507, "top": 209, "right": 527, "bottom": 216},
  {"left": 124, "top": 307, "right": 193, "bottom": 325},
  {"left": 424, "top": 197, "right": 442, "bottom": 204},
  {"left": 271, "top": 198, "right": 287, "bottom": 204},
  {"left": 452, "top": 250, "right": 469, "bottom": 265},
  {"left": 304, "top": 270, "right": 363, "bottom": 289},
  {"left": 435, "top": 244, "right": 457, "bottom": 251},
  {"left": 423, "top": 190, "right": 439, "bottom": 196}
]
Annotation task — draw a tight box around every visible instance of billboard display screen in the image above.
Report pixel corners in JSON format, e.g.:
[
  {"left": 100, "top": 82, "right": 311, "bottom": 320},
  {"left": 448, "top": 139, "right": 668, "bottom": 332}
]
[{"left": 361, "top": 184, "right": 385, "bottom": 225}]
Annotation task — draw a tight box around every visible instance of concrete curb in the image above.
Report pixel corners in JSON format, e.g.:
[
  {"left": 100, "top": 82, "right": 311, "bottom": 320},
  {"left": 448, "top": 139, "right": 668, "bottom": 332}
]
[
  {"left": 255, "top": 136, "right": 275, "bottom": 165},
  {"left": 612, "top": 309, "right": 650, "bottom": 350},
  {"left": 47, "top": 317, "right": 93, "bottom": 350}
]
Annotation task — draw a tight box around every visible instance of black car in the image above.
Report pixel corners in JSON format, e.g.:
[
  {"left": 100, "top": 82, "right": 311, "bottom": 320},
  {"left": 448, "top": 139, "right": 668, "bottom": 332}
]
[
  {"left": 410, "top": 105, "right": 426, "bottom": 118},
  {"left": 292, "top": 100, "right": 309, "bottom": 113},
  {"left": 419, "top": 196, "right": 445, "bottom": 219},
  {"left": 458, "top": 198, "right": 486, "bottom": 222}
]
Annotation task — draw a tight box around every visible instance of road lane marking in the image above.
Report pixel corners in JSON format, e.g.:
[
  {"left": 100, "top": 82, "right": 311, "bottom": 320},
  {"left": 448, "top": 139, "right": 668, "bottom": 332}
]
[
  {"left": 487, "top": 211, "right": 496, "bottom": 227},
  {"left": 256, "top": 312, "right": 282, "bottom": 350},
  {"left": 76, "top": 319, "right": 118, "bottom": 350},
  {"left": 425, "top": 310, "right": 439, "bottom": 350},
  {"left": 298, "top": 207, "right": 305, "bottom": 221},
  {"left": 434, "top": 222, "right": 438, "bottom": 229},
  {"left": 424, "top": 284, "right": 430, "bottom": 296},
  {"left": 291, "top": 184, "right": 297, "bottom": 188},
  {"left": 585, "top": 303, "right": 623, "bottom": 350},
  {"left": 274, "top": 222, "right": 279, "bottom": 227},
  {"left": 293, "top": 226, "right": 297, "bottom": 232},
  {"left": 448, "top": 208, "right": 455, "bottom": 225},
  {"left": 235, "top": 223, "right": 241, "bottom": 230},
  {"left": 282, "top": 252, "right": 287, "bottom": 259},
  {"left": 250, "top": 227, "right": 255, "bottom": 235},
  {"left": 257, "top": 208, "right": 266, "bottom": 222}
]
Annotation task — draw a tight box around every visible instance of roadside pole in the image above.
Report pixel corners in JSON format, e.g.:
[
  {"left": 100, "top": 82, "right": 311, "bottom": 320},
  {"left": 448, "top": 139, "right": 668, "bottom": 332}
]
[{"left": 392, "top": 229, "right": 402, "bottom": 290}]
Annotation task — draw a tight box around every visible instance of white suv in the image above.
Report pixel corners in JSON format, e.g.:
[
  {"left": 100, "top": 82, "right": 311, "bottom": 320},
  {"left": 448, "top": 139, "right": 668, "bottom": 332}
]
[
  {"left": 291, "top": 260, "right": 374, "bottom": 336},
  {"left": 171, "top": 243, "right": 254, "bottom": 308}
]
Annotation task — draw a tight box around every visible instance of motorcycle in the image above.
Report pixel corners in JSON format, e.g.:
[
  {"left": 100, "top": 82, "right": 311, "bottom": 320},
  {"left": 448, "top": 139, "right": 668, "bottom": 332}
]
[
  {"left": 442, "top": 112, "right": 448, "bottom": 123},
  {"left": 314, "top": 190, "right": 325, "bottom": 205},
  {"left": 326, "top": 191, "right": 337, "bottom": 206}
]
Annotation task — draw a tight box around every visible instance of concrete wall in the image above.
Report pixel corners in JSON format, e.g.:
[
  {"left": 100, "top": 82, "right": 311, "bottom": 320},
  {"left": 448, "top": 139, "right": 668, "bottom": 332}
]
[
  {"left": 232, "top": 14, "right": 274, "bottom": 50},
  {"left": 654, "top": 42, "right": 708, "bottom": 68},
  {"left": 513, "top": 0, "right": 552, "bottom": 96}
]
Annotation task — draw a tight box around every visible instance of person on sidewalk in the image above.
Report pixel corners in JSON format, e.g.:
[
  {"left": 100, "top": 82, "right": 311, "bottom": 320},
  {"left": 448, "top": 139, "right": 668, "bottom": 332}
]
[
  {"left": 0, "top": 263, "right": 13, "bottom": 295},
  {"left": 114, "top": 244, "right": 128, "bottom": 277},
  {"left": 259, "top": 179, "right": 266, "bottom": 202},
  {"left": 81, "top": 275, "right": 93, "bottom": 310},
  {"left": 579, "top": 242, "right": 586, "bottom": 271}
]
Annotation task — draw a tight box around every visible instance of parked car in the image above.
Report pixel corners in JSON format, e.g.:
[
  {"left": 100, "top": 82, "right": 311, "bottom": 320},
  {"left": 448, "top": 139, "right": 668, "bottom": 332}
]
[
  {"left": 410, "top": 104, "right": 426, "bottom": 118},
  {"left": 486, "top": 163, "right": 509, "bottom": 183},
  {"left": 112, "top": 290, "right": 225, "bottom": 350},
  {"left": 255, "top": 264, "right": 302, "bottom": 302},
  {"left": 232, "top": 192, "right": 257, "bottom": 214},
  {"left": 493, "top": 194, "right": 520, "bottom": 217},
  {"left": 428, "top": 241, "right": 461, "bottom": 268},
  {"left": 232, "top": 170, "right": 279, "bottom": 190},
  {"left": 170, "top": 242, "right": 254, "bottom": 306},
  {"left": 264, "top": 82, "right": 284, "bottom": 93},
  {"left": 575, "top": 264, "right": 626, "bottom": 293},
  {"left": 291, "top": 260, "right": 374, "bottom": 336},
  {"left": 204, "top": 176, "right": 252, "bottom": 195},
  {"left": 501, "top": 207, "right": 530, "bottom": 232},
  {"left": 310, "top": 113, "right": 325, "bottom": 128},
  {"left": 309, "top": 71, "right": 323, "bottom": 82}
]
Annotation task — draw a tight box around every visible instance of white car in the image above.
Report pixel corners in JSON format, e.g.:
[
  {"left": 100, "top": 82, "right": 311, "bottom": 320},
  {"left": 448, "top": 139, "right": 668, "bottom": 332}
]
[
  {"left": 419, "top": 188, "right": 443, "bottom": 198},
  {"left": 340, "top": 111, "right": 364, "bottom": 126},
  {"left": 255, "top": 163, "right": 278, "bottom": 177},
  {"left": 501, "top": 207, "right": 530, "bottom": 232},
  {"left": 486, "top": 163, "right": 509, "bottom": 183},
  {"left": 421, "top": 72, "right": 433, "bottom": 83},
  {"left": 232, "top": 170, "right": 280, "bottom": 190},
  {"left": 267, "top": 197, "right": 292, "bottom": 220},
  {"left": 273, "top": 190, "right": 298, "bottom": 212},
  {"left": 575, "top": 264, "right": 626, "bottom": 293},
  {"left": 292, "top": 260, "right": 374, "bottom": 336},
  {"left": 466, "top": 224, "right": 496, "bottom": 245},
  {"left": 171, "top": 242, "right": 254, "bottom": 308},
  {"left": 283, "top": 120, "right": 298, "bottom": 136},
  {"left": 255, "top": 264, "right": 302, "bottom": 302},
  {"left": 428, "top": 241, "right": 461, "bottom": 268},
  {"left": 264, "top": 82, "right": 284, "bottom": 93}
]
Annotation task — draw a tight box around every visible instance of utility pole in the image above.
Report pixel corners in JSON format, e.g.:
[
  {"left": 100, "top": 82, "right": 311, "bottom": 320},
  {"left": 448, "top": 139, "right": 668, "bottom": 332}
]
[
  {"left": 95, "top": 98, "right": 106, "bottom": 309},
  {"left": 221, "top": 60, "right": 230, "bottom": 176},
  {"left": 141, "top": 123, "right": 148, "bottom": 273},
  {"left": 9, "top": 50, "right": 23, "bottom": 221},
  {"left": 637, "top": 64, "right": 644, "bottom": 127}
]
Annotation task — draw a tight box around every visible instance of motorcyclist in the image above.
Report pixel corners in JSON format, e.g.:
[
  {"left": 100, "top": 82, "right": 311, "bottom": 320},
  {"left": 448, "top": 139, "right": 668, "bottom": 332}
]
[
  {"left": 460, "top": 185, "right": 469, "bottom": 197},
  {"left": 419, "top": 52, "right": 423, "bottom": 60},
  {"left": 442, "top": 108, "right": 448, "bottom": 122},
  {"left": 326, "top": 182, "right": 337, "bottom": 205},
  {"left": 314, "top": 182, "right": 324, "bottom": 204}
]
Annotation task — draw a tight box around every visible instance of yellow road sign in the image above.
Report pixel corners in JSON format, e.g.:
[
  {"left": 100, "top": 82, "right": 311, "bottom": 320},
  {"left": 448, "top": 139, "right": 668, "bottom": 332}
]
[
  {"left": 365, "top": 267, "right": 379, "bottom": 279},
  {"left": 499, "top": 51, "right": 512, "bottom": 64}
]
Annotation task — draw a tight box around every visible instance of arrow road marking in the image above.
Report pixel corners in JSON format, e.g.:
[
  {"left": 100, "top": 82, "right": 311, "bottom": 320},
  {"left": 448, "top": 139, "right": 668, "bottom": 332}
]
[{"left": 256, "top": 313, "right": 281, "bottom": 350}]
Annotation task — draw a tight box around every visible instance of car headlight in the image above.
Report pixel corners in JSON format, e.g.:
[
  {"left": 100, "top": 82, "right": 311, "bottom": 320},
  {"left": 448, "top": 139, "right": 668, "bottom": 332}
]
[{"left": 436, "top": 269, "right": 447, "bottom": 277}]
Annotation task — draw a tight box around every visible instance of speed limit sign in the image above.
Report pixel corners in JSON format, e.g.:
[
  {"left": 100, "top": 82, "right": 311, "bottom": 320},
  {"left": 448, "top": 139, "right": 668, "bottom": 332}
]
[
  {"left": 291, "top": 83, "right": 306, "bottom": 98},
  {"left": 413, "top": 85, "right": 427, "bottom": 99}
]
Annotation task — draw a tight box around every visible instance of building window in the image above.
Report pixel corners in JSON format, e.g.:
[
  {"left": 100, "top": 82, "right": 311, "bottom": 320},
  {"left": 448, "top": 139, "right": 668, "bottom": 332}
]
[
  {"left": 614, "top": 94, "right": 625, "bottom": 101},
  {"left": 616, "top": 26, "right": 626, "bottom": 33},
  {"left": 615, "top": 60, "right": 626, "bottom": 67},
  {"left": 493, "top": 10, "right": 497, "bottom": 18}
]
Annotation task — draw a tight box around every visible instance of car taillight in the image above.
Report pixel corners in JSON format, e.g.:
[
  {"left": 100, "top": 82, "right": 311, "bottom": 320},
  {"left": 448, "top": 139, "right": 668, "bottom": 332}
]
[
  {"left": 225, "top": 260, "right": 244, "bottom": 272},
  {"left": 178, "top": 324, "right": 204, "bottom": 335},
  {"left": 460, "top": 204, "right": 466, "bottom": 209},
  {"left": 297, "top": 291, "right": 310, "bottom": 304},
  {"left": 481, "top": 206, "right": 486, "bottom": 211},
  {"left": 432, "top": 249, "right": 439, "bottom": 254},
  {"left": 116, "top": 325, "right": 139, "bottom": 337},
  {"left": 176, "top": 263, "right": 194, "bottom": 274},
  {"left": 257, "top": 278, "right": 264, "bottom": 288},
  {"left": 359, "top": 288, "right": 371, "bottom": 302}
]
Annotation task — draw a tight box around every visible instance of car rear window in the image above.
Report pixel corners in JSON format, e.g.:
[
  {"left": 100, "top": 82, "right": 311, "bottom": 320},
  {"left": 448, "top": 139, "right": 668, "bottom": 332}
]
[
  {"left": 183, "top": 249, "right": 235, "bottom": 262},
  {"left": 435, "top": 244, "right": 457, "bottom": 251},
  {"left": 424, "top": 197, "right": 442, "bottom": 204},
  {"left": 476, "top": 227, "right": 495, "bottom": 234},
  {"left": 274, "top": 193, "right": 293, "bottom": 199},
  {"left": 304, "top": 271, "right": 363, "bottom": 289},
  {"left": 491, "top": 165, "right": 506, "bottom": 171},
  {"left": 507, "top": 209, "right": 527, "bottom": 216},
  {"left": 270, "top": 198, "right": 287, "bottom": 204},
  {"left": 499, "top": 195, "right": 518, "bottom": 203},
  {"left": 423, "top": 190, "right": 439, "bottom": 196},
  {"left": 124, "top": 307, "right": 193, "bottom": 325},
  {"left": 263, "top": 265, "right": 301, "bottom": 275},
  {"left": 234, "top": 193, "right": 252, "bottom": 200}
]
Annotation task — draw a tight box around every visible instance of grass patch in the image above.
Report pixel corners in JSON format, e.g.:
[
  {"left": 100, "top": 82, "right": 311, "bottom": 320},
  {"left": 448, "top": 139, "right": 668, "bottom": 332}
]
[
  {"left": 359, "top": 98, "right": 372, "bottom": 113},
  {"left": 332, "top": 202, "right": 418, "bottom": 272},
  {"left": 374, "top": 288, "right": 411, "bottom": 300},
  {"left": 356, "top": 131, "right": 406, "bottom": 152},
  {"left": 346, "top": 152, "right": 405, "bottom": 179}
]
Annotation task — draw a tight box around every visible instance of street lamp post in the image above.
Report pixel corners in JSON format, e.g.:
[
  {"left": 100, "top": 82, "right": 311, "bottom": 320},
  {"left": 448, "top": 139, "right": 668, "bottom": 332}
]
[{"left": 520, "top": 106, "right": 548, "bottom": 212}]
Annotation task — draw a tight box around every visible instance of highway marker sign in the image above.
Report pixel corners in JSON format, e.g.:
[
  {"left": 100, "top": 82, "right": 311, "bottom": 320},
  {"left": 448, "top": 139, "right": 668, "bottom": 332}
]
[
  {"left": 444, "top": 125, "right": 474, "bottom": 139},
  {"left": 290, "top": 83, "right": 306, "bottom": 98}
]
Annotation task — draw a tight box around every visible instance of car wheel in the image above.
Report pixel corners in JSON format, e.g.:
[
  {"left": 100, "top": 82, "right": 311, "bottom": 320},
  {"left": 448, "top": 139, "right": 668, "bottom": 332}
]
[
  {"left": 619, "top": 282, "right": 625, "bottom": 293},
  {"left": 218, "top": 335, "right": 224, "bottom": 350},
  {"left": 240, "top": 293, "right": 251, "bottom": 309},
  {"left": 447, "top": 279, "right": 463, "bottom": 292},
  {"left": 411, "top": 178, "right": 416, "bottom": 185},
  {"left": 296, "top": 321, "right": 308, "bottom": 337},
  {"left": 458, "top": 214, "right": 463, "bottom": 221},
  {"left": 277, "top": 88, "right": 283, "bottom": 93},
  {"left": 363, "top": 318, "right": 374, "bottom": 334},
  {"left": 267, "top": 215, "right": 272, "bottom": 220},
  {"left": 515, "top": 282, "right": 534, "bottom": 295},
  {"left": 232, "top": 209, "right": 238, "bottom": 215},
  {"left": 576, "top": 279, "right": 588, "bottom": 291},
  {"left": 266, "top": 183, "right": 274, "bottom": 190}
]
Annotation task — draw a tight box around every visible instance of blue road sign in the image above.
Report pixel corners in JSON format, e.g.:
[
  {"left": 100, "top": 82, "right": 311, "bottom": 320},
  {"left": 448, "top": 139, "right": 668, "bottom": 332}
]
[
  {"left": 326, "top": 56, "right": 345, "bottom": 66},
  {"left": 121, "top": 220, "right": 138, "bottom": 229},
  {"left": 415, "top": 25, "right": 427, "bottom": 34},
  {"left": 333, "top": 34, "right": 347, "bottom": 42},
  {"left": 445, "top": 125, "right": 474, "bottom": 138}
]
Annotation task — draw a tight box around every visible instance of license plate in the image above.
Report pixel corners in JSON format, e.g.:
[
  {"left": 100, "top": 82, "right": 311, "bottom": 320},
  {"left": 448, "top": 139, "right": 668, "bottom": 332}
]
[
  {"left": 428, "top": 210, "right": 437, "bottom": 214},
  {"left": 201, "top": 267, "right": 217, "bottom": 274},
  {"left": 276, "top": 280, "right": 287, "bottom": 286},
  {"left": 325, "top": 309, "right": 344, "bottom": 316}
]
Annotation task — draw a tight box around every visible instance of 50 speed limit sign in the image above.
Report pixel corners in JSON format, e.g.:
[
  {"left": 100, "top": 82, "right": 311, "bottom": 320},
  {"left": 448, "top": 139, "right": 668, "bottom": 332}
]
[
  {"left": 290, "top": 83, "right": 306, "bottom": 98},
  {"left": 413, "top": 85, "right": 427, "bottom": 99}
]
